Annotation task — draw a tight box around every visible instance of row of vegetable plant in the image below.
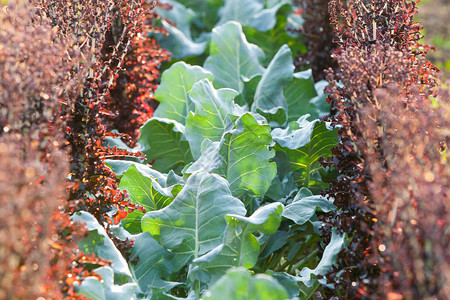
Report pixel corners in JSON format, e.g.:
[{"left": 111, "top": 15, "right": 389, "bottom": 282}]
[{"left": 72, "top": 0, "right": 347, "bottom": 299}]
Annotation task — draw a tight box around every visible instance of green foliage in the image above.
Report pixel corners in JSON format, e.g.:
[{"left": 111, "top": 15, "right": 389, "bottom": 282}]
[
  {"left": 203, "top": 268, "right": 289, "bottom": 300},
  {"left": 75, "top": 1, "right": 345, "bottom": 298},
  {"left": 139, "top": 118, "right": 193, "bottom": 173},
  {"left": 204, "top": 21, "right": 265, "bottom": 93}
]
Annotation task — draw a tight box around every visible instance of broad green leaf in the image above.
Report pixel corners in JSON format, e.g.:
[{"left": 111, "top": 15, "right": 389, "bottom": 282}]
[
  {"left": 244, "top": 6, "right": 307, "bottom": 66},
  {"left": 265, "top": 271, "right": 302, "bottom": 299},
  {"left": 155, "top": 1, "right": 207, "bottom": 59},
  {"left": 265, "top": 172, "right": 297, "bottom": 203},
  {"left": 202, "top": 268, "right": 289, "bottom": 300},
  {"left": 284, "top": 70, "right": 319, "bottom": 122},
  {"left": 76, "top": 267, "right": 137, "bottom": 300},
  {"left": 251, "top": 44, "right": 294, "bottom": 126},
  {"left": 298, "top": 229, "right": 345, "bottom": 287},
  {"left": 177, "top": 0, "right": 223, "bottom": 32},
  {"left": 121, "top": 210, "right": 145, "bottom": 235},
  {"left": 272, "top": 117, "right": 338, "bottom": 189},
  {"left": 119, "top": 165, "right": 182, "bottom": 234},
  {"left": 218, "top": 0, "right": 289, "bottom": 32},
  {"left": 185, "top": 140, "right": 223, "bottom": 174},
  {"left": 259, "top": 230, "right": 289, "bottom": 260},
  {"left": 154, "top": 62, "right": 213, "bottom": 123},
  {"left": 141, "top": 173, "right": 246, "bottom": 271},
  {"left": 120, "top": 165, "right": 179, "bottom": 211},
  {"left": 282, "top": 194, "right": 336, "bottom": 225},
  {"left": 129, "top": 232, "right": 179, "bottom": 293},
  {"left": 192, "top": 203, "right": 283, "bottom": 282},
  {"left": 72, "top": 212, "right": 132, "bottom": 278},
  {"left": 235, "top": 74, "right": 261, "bottom": 107},
  {"left": 105, "top": 160, "right": 139, "bottom": 176},
  {"left": 218, "top": 0, "right": 262, "bottom": 28},
  {"left": 248, "top": 0, "right": 290, "bottom": 32},
  {"left": 139, "top": 118, "right": 193, "bottom": 173},
  {"left": 204, "top": 21, "right": 265, "bottom": 93},
  {"left": 310, "top": 80, "right": 331, "bottom": 117},
  {"left": 217, "top": 113, "right": 277, "bottom": 198},
  {"left": 185, "top": 79, "right": 239, "bottom": 159},
  {"left": 158, "top": 20, "right": 207, "bottom": 59}
]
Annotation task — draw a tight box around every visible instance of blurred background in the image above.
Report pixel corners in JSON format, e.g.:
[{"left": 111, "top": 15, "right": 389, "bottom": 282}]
[{"left": 418, "top": 0, "right": 450, "bottom": 80}]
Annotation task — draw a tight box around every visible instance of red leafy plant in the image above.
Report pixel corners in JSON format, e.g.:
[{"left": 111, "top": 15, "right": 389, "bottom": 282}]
[{"left": 319, "top": 0, "right": 448, "bottom": 298}]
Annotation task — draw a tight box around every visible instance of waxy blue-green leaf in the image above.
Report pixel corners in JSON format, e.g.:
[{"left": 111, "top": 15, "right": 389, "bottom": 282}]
[
  {"left": 141, "top": 173, "right": 246, "bottom": 271},
  {"left": 272, "top": 117, "right": 338, "bottom": 189},
  {"left": 155, "top": 1, "right": 207, "bottom": 59},
  {"left": 282, "top": 194, "right": 336, "bottom": 225},
  {"left": 243, "top": 3, "right": 306, "bottom": 66},
  {"left": 76, "top": 267, "right": 137, "bottom": 300},
  {"left": 248, "top": 0, "right": 290, "bottom": 32},
  {"left": 154, "top": 62, "right": 213, "bottom": 124},
  {"left": 139, "top": 117, "right": 193, "bottom": 173},
  {"left": 158, "top": 20, "right": 207, "bottom": 59},
  {"left": 204, "top": 21, "right": 265, "bottom": 93},
  {"left": 72, "top": 212, "right": 132, "bottom": 278},
  {"left": 185, "top": 140, "right": 222, "bottom": 174},
  {"left": 217, "top": 113, "right": 277, "bottom": 198},
  {"left": 128, "top": 232, "right": 179, "bottom": 293},
  {"left": 120, "top": 165, "right": 180, "bottom": 211},
  {"left": 185, "top": 79, "right": 239, "bottom": 159},
  {"left": 119, "top": 165, "right": 182, "bottom": 234},
  {"left": 298, "top": 229, "right": 345, "bottom": 287},
  {"left": 218, "top": 0, "right": 288, "bottom": 32},
  {"left": 284, "top": 69, "right": 319, "bottom": 122},
  {"left": 202, "top": 268, "right": 289, "bottom": 300},
  {"left": 177, "top": 0, "right": 223, "bottom": 31},
  {"left": 265, "top": 271, "right": 302, "bottom": 299},
  {"left": 192, "top": 203, "right": 283, "bottom": 283},
  {"left": 251, "top": 44, "right": 294, "bottom": 126}
]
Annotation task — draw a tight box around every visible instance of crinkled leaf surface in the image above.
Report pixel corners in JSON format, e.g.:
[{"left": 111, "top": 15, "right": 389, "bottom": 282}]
[
  {"left": 139, "top": 117, "right": 193, "bottom": 173},
  {"left": 282, "top": 194, "right": 336, "bottom": 225},
  {"left": 185, "top": 79, "right": 239, "bottom": 159},
  {"left": 141, "top": 173, "right": 246, "bottom": 271},
  {"left": 204, "top": 21, "right": 265, "bottom": 93},
  {"left": 251, "top": 44, "right": 294, "bottom": 126},
  {"left": 217, "top": 113, "right": 277, "bottom": 198},
  {"left": 272, "top": 117, "right": 337, "bottom": 189},
  {"left": 72, "top": 212, "right": 132, "bottom": 278},
  {"left": 154, "top": 62, "right": 213, "bottom": 124},
  {"left": 192, "top": 202, "right": 283, "bottom": 283},
  {"left": 76, "top": 266, "right": 137, "bottom": 300},
  {"left": 202, "top": 268, "right": 289, "bottom": 300}
]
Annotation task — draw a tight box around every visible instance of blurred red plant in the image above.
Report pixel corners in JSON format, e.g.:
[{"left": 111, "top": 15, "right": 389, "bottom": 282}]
[
  {"left": 319, "top": 0, "right": 448, "bottom": 298},
  {"left": 1, "top": 0, "right": 170, "bottom": 296},
  {"left": 0, "top": 1, "right": 84, "bottom": 297}
]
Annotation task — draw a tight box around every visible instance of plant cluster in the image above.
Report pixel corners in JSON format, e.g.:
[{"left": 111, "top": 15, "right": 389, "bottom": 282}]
[
  {"left": 68, "top": 0, "right": 350, "bottom": 298},
  {"left": 318, "top": 0, "right": 448, "bottom": 298},
  {"left": 0, "top": 2, "right": 82, "bottom": 297},
  {"left": 1, "top": 0, "right": 448, "bottom": 299},
  {"left": 1, "top": 0, "right": 170, "bottom": 297}
]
